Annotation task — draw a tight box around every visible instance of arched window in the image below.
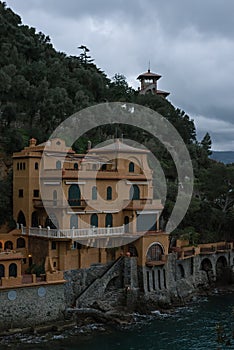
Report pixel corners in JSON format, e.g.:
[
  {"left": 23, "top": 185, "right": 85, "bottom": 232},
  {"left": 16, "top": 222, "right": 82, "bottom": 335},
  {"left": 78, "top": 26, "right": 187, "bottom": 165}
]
[
  {"left": 0, "top": 264, "right": 5, "bottom": 278},
  {"left": 90, "top": 214, "right": 98, "bottom": 227},
  {"left": 68, "top": 184, "right": 81, "bottom": 206},
  {"left": 107, "top": 186, "right": 112, "bottom": 200},
  {"left": 17, "top": 210, "right": 26, "bottom": 226},
  {"left": 20, "top": 162, "right": 22, "bottom": 170},
  {"left": 0, "top": 242, "right": 2, "bottom": 249},
  {"left": 92, "top": 186, "right": 97, "bottom": 200},
  {"left": 56, "top": 160, "right": 61, "bottom": 169},
  {"left": 35, "top": 162, "right": 39, "bottom": 170},
  {"left": 146, "top": 243, "right": 164, "bottom": 261},
  {"left": 53, "top": 190, "right": 57, "bottom": 206},
  {"left": 129, "top": 162, "right": 134, "bottom": 173},
  {"left": 17, "top": 237, "right": 25, "bottom": 248},
  {"left": 45, "top": 213, "right": 58, "bottom": 229},
  {"left": 70, "top": 215, "right": 78, "bottom": 229},
  {"left": 130, "top": 185, "right": 140, "bottom": 200},
  {"left": 31, "top": 211, "right": 38, "bottom": 227},
  {"left": 101, "top": 164, "right": 107, "bottom": 171},
  {"left": 105, "top": 213, "right": 113, "bottom": 227},
  {"left": 4, "top": 241, "right": 13, "bottom": 250},
  {"left": 9, "top": 263, "right": 17, "bottom": 277},
  {"left": 124, "top": 216, "right": 130, "bottom": 233},
  {"left": 74, "top": 163, "right": 78, "bottom": 170}
]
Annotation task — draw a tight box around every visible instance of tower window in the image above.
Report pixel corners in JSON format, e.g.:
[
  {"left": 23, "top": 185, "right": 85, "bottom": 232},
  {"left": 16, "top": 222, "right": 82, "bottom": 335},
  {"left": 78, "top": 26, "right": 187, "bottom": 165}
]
[
  {"left": 107, "top": 186, "right": 112, "bottom": 200},
  {"left": 18, "top": 189, "right": 24, "bottom": 198},
  {"left": 56, "top": 160, "right": 61, "bottom": 169},
  {"left": 129, "top": 162, "right": 134, "bottom": 172},
  {"left": 51, "top": 241, "right": 57, "bottom": 250},
  {"left": 35, "top": 162, "right": 39, "bottom": 170},
  {"left": 33, "top": 189, "right": 39, "bottom": 197},
  {"left": 92, "top": 186, "right": 97, "bottom": 200}
]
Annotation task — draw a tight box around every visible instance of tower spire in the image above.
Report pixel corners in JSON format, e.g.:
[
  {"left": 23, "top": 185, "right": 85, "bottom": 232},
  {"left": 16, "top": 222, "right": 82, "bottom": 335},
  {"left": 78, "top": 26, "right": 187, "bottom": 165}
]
[{"left": 148, "top": 60, "right": 150, "bottom": 73}]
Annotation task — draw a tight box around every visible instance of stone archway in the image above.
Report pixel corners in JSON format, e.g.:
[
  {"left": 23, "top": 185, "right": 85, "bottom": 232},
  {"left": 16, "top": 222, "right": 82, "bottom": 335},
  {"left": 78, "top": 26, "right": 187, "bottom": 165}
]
[
  {"left": 201, "top": 258, "right": 214, "bottom": 283},
  {"left": 216, "top": 256, "right": 228, "bottom": 283}
]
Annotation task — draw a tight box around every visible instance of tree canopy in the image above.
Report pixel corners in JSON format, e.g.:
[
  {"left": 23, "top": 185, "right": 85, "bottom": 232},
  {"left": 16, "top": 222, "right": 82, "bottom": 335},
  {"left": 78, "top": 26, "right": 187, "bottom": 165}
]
[{"left": 0, "top": 1, "right": 233, "bottom": 242}]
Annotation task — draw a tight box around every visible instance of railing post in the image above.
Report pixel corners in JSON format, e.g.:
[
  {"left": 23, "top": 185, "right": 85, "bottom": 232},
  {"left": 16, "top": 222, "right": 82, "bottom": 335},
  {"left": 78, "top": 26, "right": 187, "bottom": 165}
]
[
  {"left": 47, "top": 226, "right": 50, "bottom": 238},
  {"left": 122, "top": 224, "right": 125, "bottom": 234},
  {"left": 107, "top": 225, "right": 110, "bottom": 235},
  {"left": 72, "top": 227, "right": 75, "bottom": 238},
  {"left": 20, "top": 224, "right": 24, "bottom": 234}
]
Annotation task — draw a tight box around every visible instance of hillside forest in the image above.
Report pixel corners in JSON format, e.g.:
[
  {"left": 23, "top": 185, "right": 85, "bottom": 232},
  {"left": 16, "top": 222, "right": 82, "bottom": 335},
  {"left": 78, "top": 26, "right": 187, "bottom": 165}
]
[{"left": 0, "top": 2, "right": 234, "bottom": 244}]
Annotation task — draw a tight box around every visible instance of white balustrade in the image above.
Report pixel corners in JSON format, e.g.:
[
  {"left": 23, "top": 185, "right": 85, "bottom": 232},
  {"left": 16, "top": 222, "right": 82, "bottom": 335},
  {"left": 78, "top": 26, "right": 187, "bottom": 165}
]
[{"left": 21, "top": 225, "right": 125, "bottom": 239}]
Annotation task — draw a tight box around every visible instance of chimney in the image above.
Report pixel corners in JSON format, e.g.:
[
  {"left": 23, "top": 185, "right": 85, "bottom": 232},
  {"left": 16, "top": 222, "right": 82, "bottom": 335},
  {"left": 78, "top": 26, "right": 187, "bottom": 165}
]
[{"left": 29, "top": 138, "right": 37, "bottom": 147}]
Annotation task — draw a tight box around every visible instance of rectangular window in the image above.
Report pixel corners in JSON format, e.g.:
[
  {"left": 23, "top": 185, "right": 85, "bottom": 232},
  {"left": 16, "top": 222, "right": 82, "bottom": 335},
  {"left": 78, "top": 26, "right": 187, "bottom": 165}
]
[
  {"left": 18, "top": 189, "right": 24, "bottom": 198},
  {"left": 51, "top": 241, "right": 57, "bottom": 250},
  {"left": 33, "top": 189, "right": 39, "bottom": 197}
]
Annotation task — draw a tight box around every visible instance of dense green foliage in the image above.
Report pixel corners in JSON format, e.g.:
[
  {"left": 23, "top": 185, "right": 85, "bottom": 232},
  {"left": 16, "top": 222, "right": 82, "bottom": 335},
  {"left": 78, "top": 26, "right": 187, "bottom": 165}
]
[{"left": 0, "top": 2, "right": 233, "bottom": 242}]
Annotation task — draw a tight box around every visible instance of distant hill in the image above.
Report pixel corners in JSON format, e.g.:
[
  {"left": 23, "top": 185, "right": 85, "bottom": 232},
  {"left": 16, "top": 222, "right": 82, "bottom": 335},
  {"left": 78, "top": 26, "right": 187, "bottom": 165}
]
[{"left": 210, "top": 151, "right": 234, "bottom": 164}]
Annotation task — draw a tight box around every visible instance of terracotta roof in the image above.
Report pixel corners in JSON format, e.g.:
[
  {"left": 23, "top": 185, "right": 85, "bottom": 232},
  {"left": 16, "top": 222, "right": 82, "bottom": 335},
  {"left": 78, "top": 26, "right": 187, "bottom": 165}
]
[
  {"left": 156, "top": 89, "right": 170, "bottom": 96},
  {"left": 137, "top": 69, "right": 161, "bottom": 80},
  {"left": 89, "top": 139, "right": 149, "bottom": 154}
]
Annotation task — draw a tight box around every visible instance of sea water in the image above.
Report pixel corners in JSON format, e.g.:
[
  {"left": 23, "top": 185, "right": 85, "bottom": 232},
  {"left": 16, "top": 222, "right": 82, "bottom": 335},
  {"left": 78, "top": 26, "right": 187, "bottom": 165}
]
[{"left": 1, "top": 292, "right": 233, "bottom": 350}]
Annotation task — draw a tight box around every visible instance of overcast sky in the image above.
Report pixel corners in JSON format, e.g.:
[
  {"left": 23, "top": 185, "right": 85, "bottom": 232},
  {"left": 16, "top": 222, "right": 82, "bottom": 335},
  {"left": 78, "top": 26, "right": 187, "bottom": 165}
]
[{"left": 6, "top": 0, "right": 234, "bottom": 151}]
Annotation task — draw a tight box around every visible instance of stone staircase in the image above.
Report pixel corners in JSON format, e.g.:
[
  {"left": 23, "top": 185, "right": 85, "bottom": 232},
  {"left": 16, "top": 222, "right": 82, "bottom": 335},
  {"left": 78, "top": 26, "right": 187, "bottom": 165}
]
[{"left": 76, "top": 256, "right": 124, "bottom": 308}]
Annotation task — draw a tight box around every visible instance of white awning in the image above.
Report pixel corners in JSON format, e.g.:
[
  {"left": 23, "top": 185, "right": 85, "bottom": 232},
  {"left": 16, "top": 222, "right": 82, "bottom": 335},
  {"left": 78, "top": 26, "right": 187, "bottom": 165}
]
[{"left": 136, "top": 210, "right": 160, "bottom": 215}]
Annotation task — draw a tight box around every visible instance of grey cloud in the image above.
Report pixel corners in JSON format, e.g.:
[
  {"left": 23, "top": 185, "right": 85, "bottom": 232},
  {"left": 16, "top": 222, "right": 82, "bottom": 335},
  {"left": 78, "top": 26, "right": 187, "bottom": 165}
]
[
  {"left": 5, "top": 0, "right": 234, "bottom": 150},
  {"left": 8, "top": 0, "right": 234, "bottom": 38}
]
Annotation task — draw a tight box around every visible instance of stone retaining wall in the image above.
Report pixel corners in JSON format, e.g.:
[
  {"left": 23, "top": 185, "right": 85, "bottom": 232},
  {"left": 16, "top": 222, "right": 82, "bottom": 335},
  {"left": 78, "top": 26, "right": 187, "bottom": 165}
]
[{"left": 0, "top": 283, "right": 65, "bottom": 330}]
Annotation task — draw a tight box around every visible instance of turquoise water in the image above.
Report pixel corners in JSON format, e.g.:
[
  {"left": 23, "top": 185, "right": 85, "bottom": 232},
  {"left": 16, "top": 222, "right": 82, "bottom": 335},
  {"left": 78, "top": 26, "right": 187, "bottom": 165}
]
[{"left": 1, "top": 293, "right": 234, "bottom": 350}]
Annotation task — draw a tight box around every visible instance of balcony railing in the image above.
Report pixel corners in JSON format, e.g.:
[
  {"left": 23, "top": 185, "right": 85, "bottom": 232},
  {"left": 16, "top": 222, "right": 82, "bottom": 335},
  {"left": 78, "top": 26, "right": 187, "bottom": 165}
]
[
  {"left": 146, "top": 255, "right": 167, "bottom": 266},
  {"left": 33, "top": 199, "right": 87, "bottom": 209},
  {"left": 123, "top": 199, "right": 162, "bottom": 210},
  {"left": 21, "top": 225, "right": 125, "bottom": 239}
]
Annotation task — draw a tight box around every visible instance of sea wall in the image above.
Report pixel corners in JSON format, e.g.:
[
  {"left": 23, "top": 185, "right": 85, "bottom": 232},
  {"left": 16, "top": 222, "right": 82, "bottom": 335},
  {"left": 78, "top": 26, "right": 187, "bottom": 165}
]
[
  {"left": 0, "top": 283, "right": 65, "bottom": 330},
  {"left": 0, "top": 250, "right": 233, "bottom": 331},
  {"left": 71, "top": 251, "right": 234, "bottom": 311}
]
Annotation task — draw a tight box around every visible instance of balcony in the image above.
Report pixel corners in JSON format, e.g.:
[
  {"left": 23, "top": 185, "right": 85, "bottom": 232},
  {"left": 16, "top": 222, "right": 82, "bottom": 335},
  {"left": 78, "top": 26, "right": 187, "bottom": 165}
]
[
  {"left": 33, "top": 199, "right": 87, "bottom": 209},
  {"left": 67, "top": 199, "right": 87, "bottom": 208},
  {"left": 146, "top": 255, "right": 167, "bottom": 267},
  {"left": 123, "top": 199, "right": 163, "bottom": 210},
  {"left": 199, "top": 242, "right": 232, "bottom": 254},
  {"left": 21, "top": 225, "right": 125, "bottom": 240},
  {"left": 200, "top": 246, "right": 216, "bottom": 254}
]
